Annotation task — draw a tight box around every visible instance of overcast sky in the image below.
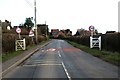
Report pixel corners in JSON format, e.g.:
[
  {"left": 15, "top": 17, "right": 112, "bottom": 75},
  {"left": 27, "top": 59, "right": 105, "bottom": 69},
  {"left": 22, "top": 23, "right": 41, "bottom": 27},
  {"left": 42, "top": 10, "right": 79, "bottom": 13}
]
[{"left": 0, "top": 0, "right": 119, "bottom": 34}]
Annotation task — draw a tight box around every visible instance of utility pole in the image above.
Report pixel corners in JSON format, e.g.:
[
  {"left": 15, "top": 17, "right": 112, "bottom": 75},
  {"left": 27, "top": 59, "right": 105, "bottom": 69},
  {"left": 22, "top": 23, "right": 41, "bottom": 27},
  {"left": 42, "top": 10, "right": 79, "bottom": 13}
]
[
  {"left": 34, "top": 0, "right": 37, "bottom": 43},
  {"left": 45, "top": 21, "right": 47, "bottom": 38}
]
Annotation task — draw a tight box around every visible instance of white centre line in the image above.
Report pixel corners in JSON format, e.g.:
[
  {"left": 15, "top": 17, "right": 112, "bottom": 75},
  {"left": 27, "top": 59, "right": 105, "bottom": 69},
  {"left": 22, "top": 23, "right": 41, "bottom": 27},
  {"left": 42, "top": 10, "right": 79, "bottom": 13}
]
[
  {"left": 62, "top": 62, "right": 71, "bottom": 80},
  {"left": 58, "top": 53, "right": 61, "bottom": 58},
  {"left": 58, "top": 51, "right": 71, "bottom": 80}
]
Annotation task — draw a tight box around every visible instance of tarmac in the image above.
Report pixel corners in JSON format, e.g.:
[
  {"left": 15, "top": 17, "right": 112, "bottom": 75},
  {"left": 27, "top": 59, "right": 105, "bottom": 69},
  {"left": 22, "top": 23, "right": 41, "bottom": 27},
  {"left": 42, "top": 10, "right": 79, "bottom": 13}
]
[{"left": 2, "top": 40, "right": 51, "bottom": 77}]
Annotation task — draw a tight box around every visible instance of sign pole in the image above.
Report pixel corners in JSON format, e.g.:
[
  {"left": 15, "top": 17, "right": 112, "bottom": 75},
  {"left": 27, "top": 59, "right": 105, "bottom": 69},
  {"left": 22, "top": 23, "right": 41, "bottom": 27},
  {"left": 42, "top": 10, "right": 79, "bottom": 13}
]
[
  {"left": 29, "top": 30, "right": 35, "bottom": 44},
  {"left": 18, "top": 33, "right": 21, "bottom": 39},
  {"left": 89, "top": 25, "right": 94, "bottom": 36},
  {"left": 16, "top": 27, "right": 21, "bottom": 39},
  {"left": 91, "top": 31, "right": 93, "bottom": 37}
]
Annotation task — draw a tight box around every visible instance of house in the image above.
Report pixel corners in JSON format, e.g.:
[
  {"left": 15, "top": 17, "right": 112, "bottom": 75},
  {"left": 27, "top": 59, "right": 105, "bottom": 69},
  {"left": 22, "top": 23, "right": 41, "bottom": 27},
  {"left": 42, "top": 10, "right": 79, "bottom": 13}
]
[
  {"left": 60, "top": 29, "right": 72, "bottom": 36},
  {"left": 1, "top": 20, "right": 12, "bottom": 30},
  {"left": 75, "top": 29, "right": 91, "bottom": 36},
  {"left": 37, "top": 24, "right": 49, "bottom": 36},
  {"left": 51, "top": 29, "right": 59, "bottom": 38}
]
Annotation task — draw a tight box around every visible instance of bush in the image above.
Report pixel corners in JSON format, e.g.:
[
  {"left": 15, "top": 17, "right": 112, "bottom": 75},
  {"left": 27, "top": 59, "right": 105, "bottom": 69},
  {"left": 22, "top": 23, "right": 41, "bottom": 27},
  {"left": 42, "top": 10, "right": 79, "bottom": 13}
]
[
  {"left": 38, "top": 35, "right": 47, "bottom": 42},
  {"left": 102, "top": 33, "right": 120, "bottom": 52},
  {"left": 20, "top": 28, "right": 29, "bottom": 35},
  {"left": 2, "top": 33, "right": 47, "bottom": 54},
  {"left": 2, "top": 25, "right": 49, "bottom": 55},
  {"left": 2, "top": 34, "right": 17, "bottom": 54},
  {"left": 2, "top": 29, "right": 16, "bottom": 34},
  {"left": 21, "top": 35, "right": 32, "bottom": 46}
]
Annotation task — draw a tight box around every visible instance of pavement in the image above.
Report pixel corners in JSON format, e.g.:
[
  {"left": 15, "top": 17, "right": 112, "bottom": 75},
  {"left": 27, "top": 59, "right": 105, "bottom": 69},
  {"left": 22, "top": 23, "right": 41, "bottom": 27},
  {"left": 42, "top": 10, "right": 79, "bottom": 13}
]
[
  {"left": 2, "top": 39, "right": 119, "bottom": 80},
  {"left": 2, "top": 40, "right": 52, "bottom": 77}
]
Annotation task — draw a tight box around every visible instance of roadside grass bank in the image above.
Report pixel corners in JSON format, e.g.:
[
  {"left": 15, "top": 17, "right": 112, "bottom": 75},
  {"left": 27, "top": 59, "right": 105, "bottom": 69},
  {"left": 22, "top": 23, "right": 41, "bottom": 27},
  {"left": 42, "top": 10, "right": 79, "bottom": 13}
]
[
  {"left": 2, "top": 40, "right": 51, "bottom": 62},
  {"left": 67, "top": 41, "right": 120, "bottom": 66}
]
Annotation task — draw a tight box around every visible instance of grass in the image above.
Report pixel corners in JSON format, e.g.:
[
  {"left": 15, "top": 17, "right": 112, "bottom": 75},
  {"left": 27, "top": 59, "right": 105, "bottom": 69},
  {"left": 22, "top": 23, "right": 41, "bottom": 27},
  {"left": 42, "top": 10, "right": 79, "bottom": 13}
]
[
  {"left": 2, "top": 40, "right": 51, "bottom": 62},
  {"left": 67, "top": 41, "right": 120, "bottom": 66},
  {"left": 2, "top": 51, "right": 22, "bottom": 62}
]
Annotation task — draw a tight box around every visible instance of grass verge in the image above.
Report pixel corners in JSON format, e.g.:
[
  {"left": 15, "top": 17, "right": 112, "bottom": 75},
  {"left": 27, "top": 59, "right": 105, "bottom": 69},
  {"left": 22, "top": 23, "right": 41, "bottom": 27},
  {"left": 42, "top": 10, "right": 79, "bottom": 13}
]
[
  {"left": 2, "top": 40, "right": 51, "bottom": 62},
  {"left": 67, "top": 41, "right": 120, "bottom": 66},
  {"left": 2, "top": 51, "right": 23, "bottom": 62}
]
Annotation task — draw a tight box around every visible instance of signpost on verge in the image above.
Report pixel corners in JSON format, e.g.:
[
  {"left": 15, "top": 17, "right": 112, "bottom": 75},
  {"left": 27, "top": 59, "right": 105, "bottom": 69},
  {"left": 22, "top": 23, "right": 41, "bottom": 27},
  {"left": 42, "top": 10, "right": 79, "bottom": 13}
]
[
  {"left": 89, "top": 25, "right": 101, "bottom": 50},
  {"left": 15, "top": 27, "right": 26, "bottom": 51},
  {"left": 89, "top": 25, "right": 95, "bottom": 36},
  {"left": 29, "top": 30, "right": 35, "bottom": 44},
  {"left": 16, "top": 27, "right": 21, "bottom": 39}
]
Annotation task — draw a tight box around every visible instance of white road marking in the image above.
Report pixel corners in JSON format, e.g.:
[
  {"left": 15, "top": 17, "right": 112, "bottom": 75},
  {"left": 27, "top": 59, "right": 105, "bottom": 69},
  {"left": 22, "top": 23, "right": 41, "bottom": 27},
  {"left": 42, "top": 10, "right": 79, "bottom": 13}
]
[
  {"left": 23, "top": 64, "right": 62, "bottom": 66},
  {"left": 42, "top": 50, "right": 44, "bottom": 52},
  {"left": 58, "top": 51, "right": 61, "bottom": 57},
  {"left": 58, "top": 51, "right": 71, "bottom": 80},
  {"left": 38, "top": 64, "right": 62, "bottom": 66},
  {"left": 58, "top": 53, "right": 61, "bottom": 58},
  {"left": 62, "top": 62, "right": 71, "bottom": 80},
  {"left": 47, "top": 48, "right": 56, "bottom": 51}
]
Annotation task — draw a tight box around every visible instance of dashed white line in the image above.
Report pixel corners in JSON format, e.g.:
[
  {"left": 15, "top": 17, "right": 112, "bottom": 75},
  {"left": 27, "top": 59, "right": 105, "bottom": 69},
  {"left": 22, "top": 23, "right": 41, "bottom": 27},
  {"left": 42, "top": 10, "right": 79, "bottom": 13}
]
[
  {"left": 58, "top": 51, "right": 61, "bottom": 57},
  {"left": 58, "top": 53, "right": 61, "bottom": 57},
  {"left": 62, "top": 62, "right": 71, "bottom": 80},
  {"left": 58, "top": 51, "right": 71, "bottom": 80}
]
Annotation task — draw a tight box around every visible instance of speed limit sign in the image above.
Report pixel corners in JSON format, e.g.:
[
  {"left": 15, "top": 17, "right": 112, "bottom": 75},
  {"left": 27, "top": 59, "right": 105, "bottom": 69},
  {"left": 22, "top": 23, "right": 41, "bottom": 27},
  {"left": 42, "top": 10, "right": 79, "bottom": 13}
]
[{"left": 16, "top": 27, "right": 21, "bottom": 33}]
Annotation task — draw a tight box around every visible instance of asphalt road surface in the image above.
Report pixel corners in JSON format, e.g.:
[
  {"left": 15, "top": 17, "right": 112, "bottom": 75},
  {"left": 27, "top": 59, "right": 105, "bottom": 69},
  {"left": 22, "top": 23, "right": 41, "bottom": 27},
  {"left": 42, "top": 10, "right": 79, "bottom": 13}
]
[{"left": 3, "top": 40, "right": 118, "bottom": 79}]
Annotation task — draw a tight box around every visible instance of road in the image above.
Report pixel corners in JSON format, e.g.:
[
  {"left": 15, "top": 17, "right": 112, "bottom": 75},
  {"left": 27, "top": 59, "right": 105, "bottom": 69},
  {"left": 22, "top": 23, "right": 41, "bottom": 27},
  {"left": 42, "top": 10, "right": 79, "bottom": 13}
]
[{"left": 3, "top": 40, "right": 118, "bottom": 79}]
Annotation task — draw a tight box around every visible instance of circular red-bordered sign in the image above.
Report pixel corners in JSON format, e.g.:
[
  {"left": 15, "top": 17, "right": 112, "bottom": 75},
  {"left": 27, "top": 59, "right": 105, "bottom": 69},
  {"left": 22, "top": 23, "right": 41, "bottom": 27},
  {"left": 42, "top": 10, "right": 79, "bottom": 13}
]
[
  {"left": 16, "top": 27, "right": 21, "bottom": 33},
  {"left": 89, "top": 25, "right": 95, "bottom": 31}
]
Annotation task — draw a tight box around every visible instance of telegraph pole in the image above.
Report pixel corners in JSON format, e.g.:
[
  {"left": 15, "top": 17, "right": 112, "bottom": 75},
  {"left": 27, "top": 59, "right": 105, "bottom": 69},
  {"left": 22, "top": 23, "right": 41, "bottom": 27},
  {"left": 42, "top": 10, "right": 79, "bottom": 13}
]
[
  {"left": 45, "top": 21, "right": 47, "bottom": 37},
  {"left": 34, "top": 0, "right": 37, "bottom": 43}
]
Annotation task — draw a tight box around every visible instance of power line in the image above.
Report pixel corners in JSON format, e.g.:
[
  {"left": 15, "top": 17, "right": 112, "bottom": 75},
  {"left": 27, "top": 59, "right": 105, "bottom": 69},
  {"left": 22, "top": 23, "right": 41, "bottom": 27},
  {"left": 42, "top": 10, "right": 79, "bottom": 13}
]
[
  {"left": 25, "top": 0, "right": 33, "bottom": 9},
  {"left": 24, "top": 0, "right": 41, "bottom": 21}
]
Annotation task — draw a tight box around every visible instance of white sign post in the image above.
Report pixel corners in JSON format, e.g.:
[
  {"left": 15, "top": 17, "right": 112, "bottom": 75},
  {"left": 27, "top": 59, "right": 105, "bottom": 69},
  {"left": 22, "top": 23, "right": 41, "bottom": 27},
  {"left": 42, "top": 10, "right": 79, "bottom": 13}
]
[
  {"left": 89, "top": 25, "right": 95, "bottom": 36},
  {"left": 15, "top": 27, "right": 26, "bottom": 51},
  {"left": 89, "top": 25, "right": 101, "bottom": 50},
  {"left": 16, "top": 27, "right": 21, "bottom": 39},
  {"left": 29, "top": 30, "right": 35, "bottom": 44}
]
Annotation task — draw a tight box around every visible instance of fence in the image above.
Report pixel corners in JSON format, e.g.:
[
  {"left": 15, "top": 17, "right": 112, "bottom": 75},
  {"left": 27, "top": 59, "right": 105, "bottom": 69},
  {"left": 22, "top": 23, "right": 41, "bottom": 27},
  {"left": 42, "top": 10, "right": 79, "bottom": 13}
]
[
  {"left": 15, "top": 38, "right": 26, "bottom": 51},
  {"left": 90, "top": 36, "right": 101, "bottom": 50}
]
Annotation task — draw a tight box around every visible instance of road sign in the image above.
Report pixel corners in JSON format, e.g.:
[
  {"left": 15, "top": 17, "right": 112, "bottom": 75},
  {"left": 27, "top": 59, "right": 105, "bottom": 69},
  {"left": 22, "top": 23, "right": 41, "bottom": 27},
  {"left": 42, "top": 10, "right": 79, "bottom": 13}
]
[
  {"left": 89, "top": 25, "right": 95, "bottom": 31},
  {"left": 16, "top": 27, "right": 21, "bottom": 33},
  {"left": 29, "top": 30, "right": 34, "bottom": 37}
]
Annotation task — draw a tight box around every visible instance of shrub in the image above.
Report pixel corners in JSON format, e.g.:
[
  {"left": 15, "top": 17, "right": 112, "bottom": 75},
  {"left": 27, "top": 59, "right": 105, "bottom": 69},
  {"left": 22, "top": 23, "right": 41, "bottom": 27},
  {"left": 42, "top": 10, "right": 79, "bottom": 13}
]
[
  {"left": 2, "top": 34, "right": 17, "bottom": 54},
  {"left": 37, "top": 35, "right": 47, "bottom": 42},
  {"left": 102, "top": 33, "right": 120, "bottom": 52}
]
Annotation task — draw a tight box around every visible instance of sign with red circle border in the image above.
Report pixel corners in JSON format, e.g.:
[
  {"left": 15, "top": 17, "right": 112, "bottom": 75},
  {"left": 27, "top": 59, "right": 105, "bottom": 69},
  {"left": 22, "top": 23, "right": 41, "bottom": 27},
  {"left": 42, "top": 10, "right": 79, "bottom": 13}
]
[{"left": 16, "top": 27, "right": 21, "bottom": 33}]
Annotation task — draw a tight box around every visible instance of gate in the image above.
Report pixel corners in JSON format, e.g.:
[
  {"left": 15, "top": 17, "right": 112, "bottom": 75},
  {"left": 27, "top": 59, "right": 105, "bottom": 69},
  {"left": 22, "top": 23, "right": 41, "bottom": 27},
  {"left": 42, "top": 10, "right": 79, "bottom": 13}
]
[
  {"left": 90, "top": 36, "right": 101, "bottom": 50},
  {"left": 15, "top": 38, "right": 26, "bottom": 51}
]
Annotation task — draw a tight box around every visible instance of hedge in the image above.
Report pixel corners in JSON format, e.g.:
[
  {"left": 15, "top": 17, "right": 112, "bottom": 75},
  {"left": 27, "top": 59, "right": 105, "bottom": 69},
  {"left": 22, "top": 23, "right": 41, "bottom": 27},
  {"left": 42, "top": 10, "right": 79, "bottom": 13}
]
[
  {"left": 66, "top": 33, "right": 120, "bottom": 53},
  {"left": 2, "top": 33, "right": 47, "bottom": 55}
]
